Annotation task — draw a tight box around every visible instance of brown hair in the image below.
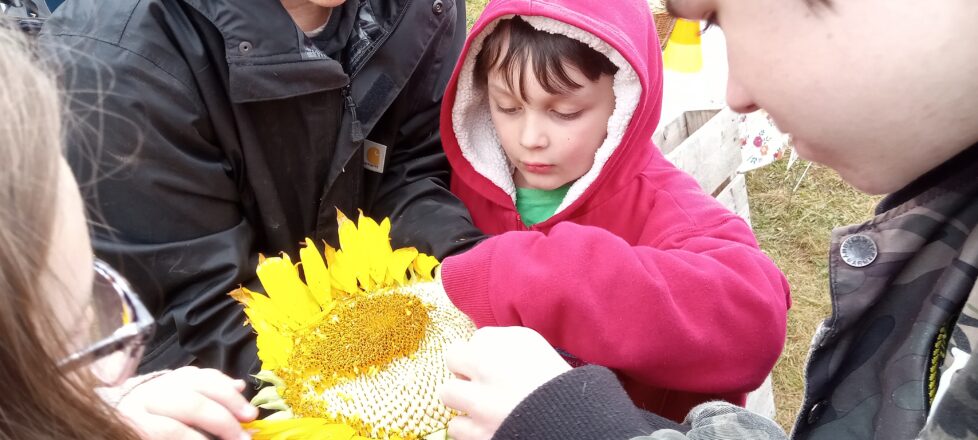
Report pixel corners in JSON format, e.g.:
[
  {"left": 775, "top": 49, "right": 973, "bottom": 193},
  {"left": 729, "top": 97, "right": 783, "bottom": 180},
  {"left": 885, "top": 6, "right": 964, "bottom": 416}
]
[
  {"left": 474, "top": 16, "right": 618, "bottom": 100},
  {"left": 0, "top": 23, "right": 140, "bottom": 440}
]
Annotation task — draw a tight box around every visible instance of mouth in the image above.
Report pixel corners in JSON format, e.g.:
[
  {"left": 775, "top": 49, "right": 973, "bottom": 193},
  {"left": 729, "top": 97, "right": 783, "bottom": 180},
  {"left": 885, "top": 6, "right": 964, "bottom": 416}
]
[{"left": 522, "top": 163, "right": 554, "bottom": 174}]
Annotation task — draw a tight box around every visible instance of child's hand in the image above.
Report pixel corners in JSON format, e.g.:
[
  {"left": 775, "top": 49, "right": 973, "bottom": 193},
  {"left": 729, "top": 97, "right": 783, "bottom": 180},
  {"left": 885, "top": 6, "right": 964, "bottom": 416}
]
[
  {"left": 439, "top": 327, "right": 571, "bottom": 440},
  {"left": 112, "top": 366, "right": 258, "bottom": 440}
]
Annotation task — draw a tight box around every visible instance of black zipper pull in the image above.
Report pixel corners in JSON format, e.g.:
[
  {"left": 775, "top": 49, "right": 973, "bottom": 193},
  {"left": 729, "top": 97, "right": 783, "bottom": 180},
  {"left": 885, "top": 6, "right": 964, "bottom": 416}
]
[{"left": 343, "top": 85, "right": 365, "bottom": 144}]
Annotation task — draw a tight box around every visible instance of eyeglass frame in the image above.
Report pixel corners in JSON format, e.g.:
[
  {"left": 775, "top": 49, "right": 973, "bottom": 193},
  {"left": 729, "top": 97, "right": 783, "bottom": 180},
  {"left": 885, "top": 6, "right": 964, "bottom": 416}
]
[{"left": 57, "top": 258, "right": 155, "bottom": 385}]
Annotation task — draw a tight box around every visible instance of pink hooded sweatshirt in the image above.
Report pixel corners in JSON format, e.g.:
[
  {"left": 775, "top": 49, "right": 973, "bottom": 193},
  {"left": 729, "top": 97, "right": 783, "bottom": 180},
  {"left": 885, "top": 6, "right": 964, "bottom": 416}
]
[{"left": 439, "top": 0, "right": 791, "bottom": 421}]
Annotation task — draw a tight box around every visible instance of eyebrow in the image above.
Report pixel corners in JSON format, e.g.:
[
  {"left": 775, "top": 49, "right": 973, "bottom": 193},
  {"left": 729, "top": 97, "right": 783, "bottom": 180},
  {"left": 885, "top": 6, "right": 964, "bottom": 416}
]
[{"left": 489, "top": 82, "right": 516, "bottom": 96}]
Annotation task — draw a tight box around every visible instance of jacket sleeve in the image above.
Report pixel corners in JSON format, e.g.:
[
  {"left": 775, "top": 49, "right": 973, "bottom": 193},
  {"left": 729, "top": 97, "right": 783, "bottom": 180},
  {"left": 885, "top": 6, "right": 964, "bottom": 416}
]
[
  {"left": 46, "top": 35, "right": 261, "bottom": 382},
  {"left": 493, "top": 365, "right": 689, "bottom": 440},
  {"left": 367, "top": 0, "right": 485, "bottom": 260},
  {"left": 494, "top": 365, "right": 787, "bottom": 440},
  {"left": 441, "top": 216, "right": 790, "bottom": 394}
]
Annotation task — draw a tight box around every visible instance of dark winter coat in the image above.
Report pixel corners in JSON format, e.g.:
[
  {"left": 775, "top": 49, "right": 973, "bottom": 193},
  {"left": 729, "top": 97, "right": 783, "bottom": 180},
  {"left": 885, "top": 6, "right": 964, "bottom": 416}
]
[{"left": 41, "top": 0, "right": 484, "bottom": 385}]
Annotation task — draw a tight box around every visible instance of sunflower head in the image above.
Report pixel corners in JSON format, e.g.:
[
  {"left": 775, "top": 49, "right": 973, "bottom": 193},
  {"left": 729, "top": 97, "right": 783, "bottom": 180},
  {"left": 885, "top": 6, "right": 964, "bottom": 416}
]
[{"left": 231, "top": 211, "right": 474, "bottom": 439}]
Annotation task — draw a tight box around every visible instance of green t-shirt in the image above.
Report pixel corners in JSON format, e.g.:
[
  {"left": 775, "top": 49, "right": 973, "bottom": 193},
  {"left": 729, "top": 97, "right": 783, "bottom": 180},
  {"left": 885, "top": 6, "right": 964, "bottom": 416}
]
[{"left": 515, "top": 184, "right": 571, "bottom": 227}]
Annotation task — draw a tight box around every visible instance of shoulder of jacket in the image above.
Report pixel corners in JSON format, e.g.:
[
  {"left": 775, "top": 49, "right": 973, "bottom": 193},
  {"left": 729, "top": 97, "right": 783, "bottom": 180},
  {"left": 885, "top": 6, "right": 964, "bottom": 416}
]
[
  {"left": 43, "top": 0, "right": 206, "bottom": 95},
  {"left": 44, "top": 0, "right": 166, "bottom": 47}
]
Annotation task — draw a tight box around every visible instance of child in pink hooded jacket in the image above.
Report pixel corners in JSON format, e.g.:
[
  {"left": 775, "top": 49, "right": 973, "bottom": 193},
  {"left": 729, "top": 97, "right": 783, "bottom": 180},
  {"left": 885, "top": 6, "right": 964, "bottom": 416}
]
[{"left": 438, "top": 0, "right": 790, "bottom": 421}]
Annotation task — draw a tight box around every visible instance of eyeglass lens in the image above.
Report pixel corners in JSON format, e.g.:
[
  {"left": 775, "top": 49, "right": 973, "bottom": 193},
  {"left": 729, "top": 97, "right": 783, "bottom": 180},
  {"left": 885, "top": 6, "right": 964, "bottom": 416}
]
[{"left": 86, "top": 266, "right": 140, "bottom": 385}]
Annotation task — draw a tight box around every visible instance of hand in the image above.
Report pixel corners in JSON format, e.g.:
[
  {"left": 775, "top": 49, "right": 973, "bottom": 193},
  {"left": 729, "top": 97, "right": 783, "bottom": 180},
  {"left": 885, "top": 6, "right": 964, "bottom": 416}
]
[
  {"left": 439, "top": 326, "right": 571, "bottom": 440},
  {"left": 114, "top": 366, "right": 258, "bottom": 440}
]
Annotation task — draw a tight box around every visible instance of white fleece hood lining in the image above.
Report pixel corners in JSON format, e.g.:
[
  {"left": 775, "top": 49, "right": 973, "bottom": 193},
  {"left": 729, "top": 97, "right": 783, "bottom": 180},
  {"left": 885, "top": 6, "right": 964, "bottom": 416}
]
[{"left": 452, "top": 15, "right": 641, "bottom": 215}]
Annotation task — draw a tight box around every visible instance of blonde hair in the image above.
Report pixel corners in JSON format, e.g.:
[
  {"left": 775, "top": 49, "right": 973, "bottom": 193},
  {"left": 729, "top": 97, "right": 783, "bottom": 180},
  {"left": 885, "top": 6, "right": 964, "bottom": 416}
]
[{"left": 0, "top": 23, "right": 139, "bottom": 440}]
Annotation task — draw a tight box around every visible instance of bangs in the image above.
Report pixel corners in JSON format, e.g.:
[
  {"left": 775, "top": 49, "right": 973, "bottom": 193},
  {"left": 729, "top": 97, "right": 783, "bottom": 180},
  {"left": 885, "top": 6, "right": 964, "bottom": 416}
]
[{"left": 474, "top": 16, "right": 618, "bottom": 101}]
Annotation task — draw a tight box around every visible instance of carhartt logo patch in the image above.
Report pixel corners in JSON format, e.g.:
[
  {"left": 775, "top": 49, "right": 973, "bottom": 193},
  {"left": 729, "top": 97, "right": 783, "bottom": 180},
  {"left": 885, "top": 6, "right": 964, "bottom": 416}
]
[{"left": 363, "top": 140, "right": 387, "bottom": 173}]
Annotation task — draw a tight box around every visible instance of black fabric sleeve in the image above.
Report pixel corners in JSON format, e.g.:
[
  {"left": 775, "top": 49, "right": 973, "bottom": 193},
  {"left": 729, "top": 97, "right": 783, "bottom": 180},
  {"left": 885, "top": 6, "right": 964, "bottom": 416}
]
[{"left": 493, "top": 366, "right": 688, "bottom": 440}]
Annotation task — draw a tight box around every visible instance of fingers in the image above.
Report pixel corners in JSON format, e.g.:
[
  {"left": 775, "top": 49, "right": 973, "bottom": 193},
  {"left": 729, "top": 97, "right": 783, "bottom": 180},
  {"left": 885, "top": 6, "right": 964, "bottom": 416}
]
[
  {"left": 196, "top": 382, "right": 257, "bottom": 422},
  {"left": 144, "top": 390, "right": 246, "bottom": 440},
  {"left": 133, "top": 367, "right": 254, "bottom": 440},
  {"left": 123, "top": 410, "right": 210, "bottom": 440},
  {"left": 447, "top": 415, "right": 493, "bottom": 440},
  {"left": 438, "top": 377, "right": 480, "bottom": 415},
  {"left": 182, "top": 369, "right": 257, "bottom": 421},
  {"left": 445, "top": 341, "right": 480, "bottom": 381}
]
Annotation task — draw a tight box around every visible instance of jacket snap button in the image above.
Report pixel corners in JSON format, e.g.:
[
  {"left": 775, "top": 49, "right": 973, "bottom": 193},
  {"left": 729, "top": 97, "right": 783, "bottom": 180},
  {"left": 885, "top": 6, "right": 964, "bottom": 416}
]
[
  {"left": 432, "top": 0, "right": 444, "bottom": 15},
  {"left": 238, "top": 41, "right": 253, "bottom": 54},
  {"left": 840, "top": 234, "right": 878, "bottom": 268},
  {"left": 807, "top": 401, "right": 828, "bottom": 424}
]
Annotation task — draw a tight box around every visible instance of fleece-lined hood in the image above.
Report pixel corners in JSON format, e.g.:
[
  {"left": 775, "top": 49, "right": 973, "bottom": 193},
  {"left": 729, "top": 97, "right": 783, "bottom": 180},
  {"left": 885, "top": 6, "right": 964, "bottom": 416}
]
[{"left": 441, "top": 0, "right": 663, "bottom": 221}]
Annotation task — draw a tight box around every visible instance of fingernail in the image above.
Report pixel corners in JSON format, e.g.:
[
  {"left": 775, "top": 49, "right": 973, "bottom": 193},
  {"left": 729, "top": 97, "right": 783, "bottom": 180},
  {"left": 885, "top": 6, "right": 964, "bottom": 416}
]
[
  {"left": 239, "top": 432, "right": 252, "bottom": 440},
  {"left": 241, "top": 405, "right": 258, "bottom": 419}
]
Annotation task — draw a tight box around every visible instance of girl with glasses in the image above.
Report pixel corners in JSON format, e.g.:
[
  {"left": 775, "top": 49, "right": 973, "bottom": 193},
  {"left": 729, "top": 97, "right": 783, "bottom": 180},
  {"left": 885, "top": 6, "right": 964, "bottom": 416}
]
[{"left": 0, "top": 24, "right": 256, "bottom": 439}]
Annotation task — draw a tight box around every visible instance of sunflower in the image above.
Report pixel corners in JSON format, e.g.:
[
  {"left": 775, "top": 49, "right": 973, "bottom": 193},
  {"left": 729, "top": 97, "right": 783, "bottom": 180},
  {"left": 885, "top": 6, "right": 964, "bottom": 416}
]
[{"left": 231, "top": 211, "right": 475, "bottom": 440}]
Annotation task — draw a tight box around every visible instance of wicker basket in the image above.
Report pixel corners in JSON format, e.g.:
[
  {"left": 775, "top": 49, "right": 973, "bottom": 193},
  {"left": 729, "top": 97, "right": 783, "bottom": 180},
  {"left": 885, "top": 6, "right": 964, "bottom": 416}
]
[
  {"left": 654, "top": 13, "right": 677, "bottom": 50},
  {"left": 649, "top": 0, "right": 676, "bottom": 50}
]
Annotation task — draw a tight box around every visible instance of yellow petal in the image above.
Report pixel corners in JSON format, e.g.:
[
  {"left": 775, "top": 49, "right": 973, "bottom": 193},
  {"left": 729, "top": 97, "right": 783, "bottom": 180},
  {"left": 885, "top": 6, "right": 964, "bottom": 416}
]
[
  {"left": 324, "top": 244, "right": 358, "bottom": 294},
  {"left": 413, "top": 254, "right": 440, "bottom": 281},
  {"left": 388, "top": 248, "right": 419, "bottom": 285},
  {"left": 357, "top": 213, "right": 393, "bottom": 284},
  {"left": 230, "top": 285, "right": 298, "bottom": 370},
  {"left": 244, "top": 418, "right": 356, "bottom": 440},
  {"left": 239, "top": 287, "right": 298, "bottom": 331},
  {"left": 229, "top": 286, "right": 254, "bottom": 304},
  {"left": 252, "top": 318, "right": 291, "bottom": 370},
  {"left": 337, "top": 211, "right": 373, "bottom": 291},
  {"left": 300, "top": 238, "right": 333, "bottom": 308},
  {"left": 329, "top": 249, "right": 362, "bottom": 294},
  {"left": 257, "top": 255, "right": 320, "bottom": 323}
]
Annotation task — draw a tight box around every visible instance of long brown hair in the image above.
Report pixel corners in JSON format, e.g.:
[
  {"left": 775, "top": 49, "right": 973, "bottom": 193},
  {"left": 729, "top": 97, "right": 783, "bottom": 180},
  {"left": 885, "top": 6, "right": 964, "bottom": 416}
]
[{"left": 0, "top": 23, "right": 140, "bottom": 440}]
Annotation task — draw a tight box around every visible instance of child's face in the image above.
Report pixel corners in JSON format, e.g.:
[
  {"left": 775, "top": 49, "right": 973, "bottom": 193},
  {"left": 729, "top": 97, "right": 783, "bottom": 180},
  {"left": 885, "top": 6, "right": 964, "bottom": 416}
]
[
  {"left": 488, "top": 65, "right": 616, "bottom": 191},
  {"left": 666, "top": 0, "right": 978, "bottom": 194}
]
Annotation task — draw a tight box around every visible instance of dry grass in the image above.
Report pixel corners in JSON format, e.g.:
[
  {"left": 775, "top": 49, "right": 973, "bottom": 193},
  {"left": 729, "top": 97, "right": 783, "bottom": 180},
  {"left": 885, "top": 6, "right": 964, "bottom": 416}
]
[
  {"left": 460, "top": 0, "right": 882, "bottom": 431},
  {"left": 747, "top": 160, "right": 880, "bottom": 429},
  {"left": 464, "top": 0, "right": 489, "bottom": 30}
]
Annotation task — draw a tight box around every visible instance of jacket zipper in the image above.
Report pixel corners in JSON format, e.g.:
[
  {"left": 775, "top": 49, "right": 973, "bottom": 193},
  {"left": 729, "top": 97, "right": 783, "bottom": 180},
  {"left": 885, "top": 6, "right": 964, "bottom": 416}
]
[
  {"left": 342, "top": 0, "right": 417, "bottom": 141},
  {"left": 349, "top": 0, "right": 416, "bottom": 79},
  {"left": 343, "top": 85, "right": 364, "bottom": 143}
]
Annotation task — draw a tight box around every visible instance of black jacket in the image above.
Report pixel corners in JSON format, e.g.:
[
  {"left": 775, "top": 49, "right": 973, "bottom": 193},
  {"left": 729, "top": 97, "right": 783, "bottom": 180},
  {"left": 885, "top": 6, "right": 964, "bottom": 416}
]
[
  {"left": 41, "top": 0, "right": 483, "bottom": 385},
  {"left": 0, "top": 0, "right": 48, "bottom": 34}
]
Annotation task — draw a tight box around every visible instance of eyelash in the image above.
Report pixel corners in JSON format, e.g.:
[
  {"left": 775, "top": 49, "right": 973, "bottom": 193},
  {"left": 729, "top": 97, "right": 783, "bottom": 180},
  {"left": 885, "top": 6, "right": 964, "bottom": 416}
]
[
  {"left": 553, "top": 110, "right": 583, "bottom": 121},
  {"left": 496, "top": 105, "right": 519, "bottom": 114},
  {"left": 495, "top": 106, "right": 582, "bottom": 121},
  {"left": 700, "top": 12, "right": 718, "bottom": 34}
]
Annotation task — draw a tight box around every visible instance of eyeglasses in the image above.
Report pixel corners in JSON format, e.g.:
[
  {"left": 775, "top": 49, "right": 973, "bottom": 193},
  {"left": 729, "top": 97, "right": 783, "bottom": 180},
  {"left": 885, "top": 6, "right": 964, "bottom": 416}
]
[{"left": 58, "top": 259, "right": 155, "bottom": 386}]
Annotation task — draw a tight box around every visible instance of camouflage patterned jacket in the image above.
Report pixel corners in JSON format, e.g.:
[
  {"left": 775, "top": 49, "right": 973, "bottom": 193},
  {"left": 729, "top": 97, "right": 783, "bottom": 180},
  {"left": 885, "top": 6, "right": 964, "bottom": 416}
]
[
  {"left": 493, "top": 145, "right": 978, "bottom": 440},
  {"left": 787, "top": 143, "right": 978, "bottom": 439}
]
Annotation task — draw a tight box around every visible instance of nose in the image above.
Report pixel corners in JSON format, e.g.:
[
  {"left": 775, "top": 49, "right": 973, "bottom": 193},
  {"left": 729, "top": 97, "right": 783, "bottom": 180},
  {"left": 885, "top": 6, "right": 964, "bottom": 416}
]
[
  {"left": 519, "top": 117, "right": 548, "bottom": 150},
  {"left": 726, "top": 74, "right": 759, "bottom": 114}
]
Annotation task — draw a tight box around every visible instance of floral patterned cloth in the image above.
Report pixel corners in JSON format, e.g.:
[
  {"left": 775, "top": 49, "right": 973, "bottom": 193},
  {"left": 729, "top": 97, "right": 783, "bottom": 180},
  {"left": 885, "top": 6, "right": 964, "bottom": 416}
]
[{"left": 727, "top": 111, "right": 792, "bottom": 173}]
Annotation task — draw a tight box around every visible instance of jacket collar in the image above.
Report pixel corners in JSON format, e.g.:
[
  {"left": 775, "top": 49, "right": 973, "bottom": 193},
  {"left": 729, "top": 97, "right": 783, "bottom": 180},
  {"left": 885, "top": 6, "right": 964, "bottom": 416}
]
[
  {"left": 182, "top": 0, "right": 322, "bottom": 63},
  {"left": 877, "top": 142, "right": 978, "bottom": 214},
  {"left": 180, "top": 0, "right": 369, "bottom": 103}
]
